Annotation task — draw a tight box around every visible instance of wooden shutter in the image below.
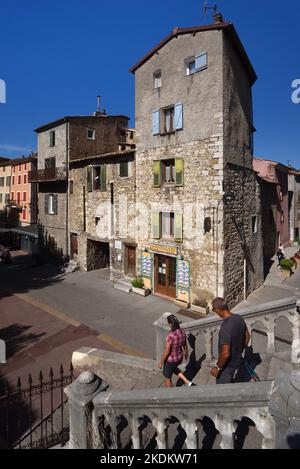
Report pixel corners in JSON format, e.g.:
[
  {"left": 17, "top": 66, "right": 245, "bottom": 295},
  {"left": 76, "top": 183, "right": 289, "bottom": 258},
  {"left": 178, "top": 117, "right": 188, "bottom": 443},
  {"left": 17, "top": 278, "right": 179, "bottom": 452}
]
[
  {"left": 174, "top": 103, "right": 183, "bottom": 130},
  {"left": 195, "top": 53, "right": 207, "bottom": 71},
  {"left": 175, "top": 158, "right": 184, "bottom": 187},
  {"left": 153, "top": 161, "right": 161, "bottom": 188},
  {"left": 44, "top": 195, "right": 49, "bottom": 214},
  {"left": 174, "top": 212, "right": 183, "bottom": 242},
  {"left": 100, "top": 165, "right": 106, "bottom": 192},
  {"left": 152, "top": 110, "right": 160, "bottom": 135},
  {"left": 87, "top": 166, "right": 93, "bottom": 192},
  {"left": 53, "top": 194, "right": 58, "bottom": 215},
  {"left": 152, "top": 212, "right": 160, "bottom": 239}
]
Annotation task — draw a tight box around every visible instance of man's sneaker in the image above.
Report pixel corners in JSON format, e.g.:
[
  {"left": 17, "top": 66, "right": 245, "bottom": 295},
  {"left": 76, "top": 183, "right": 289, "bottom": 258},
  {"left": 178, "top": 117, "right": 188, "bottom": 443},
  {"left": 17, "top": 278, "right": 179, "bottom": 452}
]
[{"left": 187, "top": 381, "right": 193, "bottom": 386}]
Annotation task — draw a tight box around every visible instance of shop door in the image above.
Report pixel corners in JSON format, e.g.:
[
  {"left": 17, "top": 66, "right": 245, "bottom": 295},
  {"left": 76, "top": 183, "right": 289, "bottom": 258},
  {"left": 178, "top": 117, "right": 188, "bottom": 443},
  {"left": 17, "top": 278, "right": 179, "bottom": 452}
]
[
  {"left": 127, "top": 246, "right": 136, "bottom": 277},
  {"left": 155, "top": 255, "right": 176, "bottom": 298}
]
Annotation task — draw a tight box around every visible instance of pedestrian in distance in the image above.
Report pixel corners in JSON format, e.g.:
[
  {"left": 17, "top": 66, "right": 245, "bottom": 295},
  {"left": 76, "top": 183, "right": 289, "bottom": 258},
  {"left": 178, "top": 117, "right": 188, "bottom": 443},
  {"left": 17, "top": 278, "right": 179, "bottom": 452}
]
[
  {"left": 159, "top": 315, "right": 193, "bottom": 388},
  {"left": 210, "top": 298, "right": 251, "bottom": 384},
  {"left": 277, "top": 246, "right": 285, "bottom": 265}
]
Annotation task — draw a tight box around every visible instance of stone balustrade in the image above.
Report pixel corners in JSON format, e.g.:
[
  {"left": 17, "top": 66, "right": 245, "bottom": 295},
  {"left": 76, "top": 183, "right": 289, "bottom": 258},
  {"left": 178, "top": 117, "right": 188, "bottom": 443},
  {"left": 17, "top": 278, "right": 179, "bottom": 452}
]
[
  {"left": 65, "top": 372, "right": 278, "bottom": 449},
  {"left": 154, "top": 297, "right": 300, "bottom": 364}
]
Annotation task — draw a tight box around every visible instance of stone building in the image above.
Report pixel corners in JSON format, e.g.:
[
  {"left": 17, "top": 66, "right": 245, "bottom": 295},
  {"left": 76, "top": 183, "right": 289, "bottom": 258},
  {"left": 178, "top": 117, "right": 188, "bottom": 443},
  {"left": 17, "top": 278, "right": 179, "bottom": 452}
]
[
  {"left": 288, "top": 171, "right": 300, "bottom": 243},
  {"left": 9, "top": 155, "right": 37, "bottom": 227},
  {"left": 129, "top": 14, "right": 264, "bottom": 306},
  {"left": 0, "top": 158, "right": 11, "bottom": 222},
  {"left": 32, "top": 110, "right": 132, "bottom": 262}
]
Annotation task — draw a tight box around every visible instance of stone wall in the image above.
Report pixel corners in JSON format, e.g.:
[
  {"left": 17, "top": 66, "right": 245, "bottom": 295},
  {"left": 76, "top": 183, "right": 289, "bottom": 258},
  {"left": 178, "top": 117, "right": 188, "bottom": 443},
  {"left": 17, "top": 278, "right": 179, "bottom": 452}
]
[
  {"left": 223, "top": 163, "right": 264, "bottom": 306},
  {"left": 37, "top": 123, "right": 67, "bottom": 170}
]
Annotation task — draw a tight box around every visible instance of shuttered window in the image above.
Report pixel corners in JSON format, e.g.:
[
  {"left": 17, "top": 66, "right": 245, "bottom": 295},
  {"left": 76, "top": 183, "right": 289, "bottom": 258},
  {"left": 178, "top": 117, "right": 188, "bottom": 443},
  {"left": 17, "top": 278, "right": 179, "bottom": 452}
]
[
  {"left": 87, "top": 167, "right": 93, "bottom": 192},
  {"left": 186, "top": 53, "right": 208, "bottom": 76},
  {"left": 153, "top": 161, "right": 161, "bottom": 187},
  {"left": 175, "top": 158, "right": 184, "bottom": 186},
  {"left": 45, "top": 194, "right": 58, "bottom": 215},
  {"left": 120, "top": 162, "right": 129, "bottom": 178},
  {"left": 44, "top": 195, "right": 49, "bottom": 214},
  {"left": 152, "top": 212, "right": 160, "bottom": 239},
  {"left": 174, "top": 103, "right": 183, "bottom": 131},
  {"left": 152, "top": 110, "right": 160, "bottom": 135},
  {"left": 174, "top": 213, "right": 183, "bottom": 242}
]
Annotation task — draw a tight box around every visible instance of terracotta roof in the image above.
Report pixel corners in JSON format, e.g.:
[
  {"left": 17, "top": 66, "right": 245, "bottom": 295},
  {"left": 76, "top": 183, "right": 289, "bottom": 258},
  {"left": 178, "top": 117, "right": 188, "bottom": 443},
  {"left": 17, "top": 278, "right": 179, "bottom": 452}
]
[
  {"left": 129, "top": 22, "right": 257, "bottom": 84},
  {"left": 10, "top": 156, "right": 37, "bottom": 165},
  {"left": 34, "top": 115, "right": 129, "bottom": 133},
  {"left": 69, "top": 149, "right": 135, "bottom": 165}
]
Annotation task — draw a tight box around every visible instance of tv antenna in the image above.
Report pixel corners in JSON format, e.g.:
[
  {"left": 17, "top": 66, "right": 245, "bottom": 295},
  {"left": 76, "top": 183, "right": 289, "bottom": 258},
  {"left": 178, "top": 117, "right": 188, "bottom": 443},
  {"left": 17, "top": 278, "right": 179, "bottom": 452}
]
[{"left": 202, "top": 2, "right": 218, "bottom": 23}]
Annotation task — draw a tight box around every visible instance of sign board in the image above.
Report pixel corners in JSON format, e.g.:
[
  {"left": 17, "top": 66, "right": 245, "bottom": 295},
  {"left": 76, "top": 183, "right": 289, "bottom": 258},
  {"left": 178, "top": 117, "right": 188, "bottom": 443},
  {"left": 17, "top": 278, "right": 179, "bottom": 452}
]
[
  {"left": 149, "top": 244, "right": 178, "bottom": 256},
  {"left": 114, "top": 240, "right": 122, "bottom": 250},
  {"left": 0, "top": 340, "right": 6, "bottom": 364},
  {"left": 141, "top": 252, "right": 152, "bottom": 279},
  {"left": 177, "top": 259, "right": 190, "bottom": 289}
]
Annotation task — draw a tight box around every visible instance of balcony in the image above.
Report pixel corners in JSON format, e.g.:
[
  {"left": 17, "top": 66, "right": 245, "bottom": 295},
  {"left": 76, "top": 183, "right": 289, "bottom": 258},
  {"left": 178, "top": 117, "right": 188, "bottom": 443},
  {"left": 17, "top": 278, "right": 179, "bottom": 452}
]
[{"left": 28, "top": 167, "right": 67, "bottom": 183}]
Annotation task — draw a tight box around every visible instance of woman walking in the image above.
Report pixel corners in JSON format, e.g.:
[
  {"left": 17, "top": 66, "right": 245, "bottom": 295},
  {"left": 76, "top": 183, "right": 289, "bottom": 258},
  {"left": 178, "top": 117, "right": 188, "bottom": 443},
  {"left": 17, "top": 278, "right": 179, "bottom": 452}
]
[{"left": 159, "top": 315, "right": 193, "bottom": 388}]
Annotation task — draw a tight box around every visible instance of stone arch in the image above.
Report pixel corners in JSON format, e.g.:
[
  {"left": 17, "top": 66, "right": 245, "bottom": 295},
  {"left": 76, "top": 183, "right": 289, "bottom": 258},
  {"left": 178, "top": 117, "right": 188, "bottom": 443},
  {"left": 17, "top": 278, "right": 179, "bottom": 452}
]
[
  {"left": 274, "top": 315, "right": 293, "bottom": 356},
  {"left": 233, "top": 416, "right": 262, "bottom": 449},
  {"left": 196, "top": 416, "right": 221, "bottom": 449},
  {"left": 250, "top": 320, "right": 268, "bottom": 355}
]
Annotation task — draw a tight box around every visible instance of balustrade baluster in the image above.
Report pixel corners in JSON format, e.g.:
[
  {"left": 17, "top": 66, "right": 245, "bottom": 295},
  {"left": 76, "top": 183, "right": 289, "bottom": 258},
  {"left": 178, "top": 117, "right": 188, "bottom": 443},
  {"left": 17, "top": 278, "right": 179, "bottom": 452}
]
[{"left": 152, "top": 418, "right": 167, "bottom": 449}]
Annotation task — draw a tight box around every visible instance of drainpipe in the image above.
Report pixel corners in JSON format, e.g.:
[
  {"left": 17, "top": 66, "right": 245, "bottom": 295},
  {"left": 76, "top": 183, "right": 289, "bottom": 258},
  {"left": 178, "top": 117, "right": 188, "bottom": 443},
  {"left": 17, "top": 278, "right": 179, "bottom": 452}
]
[
  {"left": 66, "top": 122, "right": 70, "bottom": 260},
  {"left": 244, "top": 258, "right": 247, "bottom": 300}
]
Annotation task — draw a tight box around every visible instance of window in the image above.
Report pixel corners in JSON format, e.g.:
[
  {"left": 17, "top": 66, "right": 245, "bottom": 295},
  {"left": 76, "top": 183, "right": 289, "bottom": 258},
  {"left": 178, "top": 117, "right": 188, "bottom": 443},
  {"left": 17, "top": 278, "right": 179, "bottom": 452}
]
[
  {"left": 45, "top": 194, "right": 58, "bottom": 215},
  {"left": 153, "top": 158, "right": 184, "bottom": 187},
  {"left": 50, "top": 131, "right": 56, "bottom": 147},
  {"left": 161, "top": 212, "right": 175, "bottom": 239},
  {"left": 6, "top": 176, "right": 11, "bottom": 186},
  {"left": 17, "top": 192, "right": 21, "bottom": 204},
  {"left": 18, "top": 164, "right": 21, "bottom": 172},
  {"left": 45, "top": 157, "right": 56, "bottom": 169},
  {"left": 185, "top": 52, "right": 208, "bottom": 76},
  {"left": 87, "top": 166, "right": 106, "bottom": 192},
  {"left": 70, "top": 181, "right": 74, "bottom": 194},
  {"left": 12, "top": 176, "right": 15, "bottom": 185},
  {"left": 0, "top": 177, "right": 4, "bottom": 187},
  {"left": 95, "top": 217, "right": 100, "bottom": 226},
  {"left": 11, "top": 192, "right": 14, "bottom": 201},
  {"left": 120, "top": 162, "right": 129, "bottom": 178},
  {"left": 153, "top": 70, "right": 161, "bottom": 89},
  {"left": 87, "top": 128, "right": 95, "bottom": 140},
  {"left": 24, "top": 163, "right": 27, "bottom": 170},
  {"left": 5, "top": 194, "right": 9, "bottom": 203},
  {"left": 13, "top": 166, "right": 15, "bottom": 173},
  {"left": 162, "top": 159, "right": 175, "bottom": 184},
  {"left": 22, "top": 208, "right": 26, "bottom": 220},
  {"left": 252, "top": 215, "right": 258, "bottom": 234},
  {"left": 18, "top": 175, "right": 21, "bottom": 185},
  {"left": 0, "top": 194, "right": 2, "bottom": 203},
  {"left": 23, "top": 174, "right": 27, "bottom": 184},
  {"left": 23, "top": 192, "right": 27, "bottom": 202},
  {"left": 152, "top": 103, "right": 183, "bottom": 135}
]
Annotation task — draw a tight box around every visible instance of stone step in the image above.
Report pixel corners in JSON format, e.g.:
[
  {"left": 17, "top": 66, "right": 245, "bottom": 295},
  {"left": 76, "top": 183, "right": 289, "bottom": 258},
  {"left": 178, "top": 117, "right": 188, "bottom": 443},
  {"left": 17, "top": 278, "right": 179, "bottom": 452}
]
[
  {"left": 114, "top": 282, "right": 132, "bottom": 293},
  {"left": 117, "top": 278, "right": 133, "bottom": 287}
]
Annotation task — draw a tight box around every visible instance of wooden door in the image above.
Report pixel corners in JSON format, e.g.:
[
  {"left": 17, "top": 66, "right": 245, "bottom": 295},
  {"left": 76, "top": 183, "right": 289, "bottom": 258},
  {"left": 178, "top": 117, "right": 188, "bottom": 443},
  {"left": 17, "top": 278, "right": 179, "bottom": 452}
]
[
  {"left": 155, "top": 255, "right": 176, "bottom": 298},
  {"left": 127, "top": 246, "right": 136, "bottom": 277}
]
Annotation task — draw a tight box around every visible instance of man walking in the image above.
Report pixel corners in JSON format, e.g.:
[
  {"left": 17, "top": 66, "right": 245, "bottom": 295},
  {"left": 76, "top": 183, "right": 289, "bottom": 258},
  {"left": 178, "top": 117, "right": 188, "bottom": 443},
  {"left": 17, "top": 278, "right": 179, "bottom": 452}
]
[{"left": 210, "top": 297, "right": 250, "bottom": 384}]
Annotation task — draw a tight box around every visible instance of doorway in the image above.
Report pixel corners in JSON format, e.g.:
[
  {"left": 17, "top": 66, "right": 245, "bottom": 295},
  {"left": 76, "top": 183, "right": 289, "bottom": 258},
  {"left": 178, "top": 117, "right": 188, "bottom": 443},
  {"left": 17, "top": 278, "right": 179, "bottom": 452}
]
[
  {"left": 87, "top": 239, "right": 110, "bottom": 271},
  {"left": 154, "top": 254, "right": 176, "bottom": 298},
  {"left": 125, "top": 245, "right": 136, "bottom": 277},
  {"left": 70, "top": 233, "right": 78, "bottom": 260}
]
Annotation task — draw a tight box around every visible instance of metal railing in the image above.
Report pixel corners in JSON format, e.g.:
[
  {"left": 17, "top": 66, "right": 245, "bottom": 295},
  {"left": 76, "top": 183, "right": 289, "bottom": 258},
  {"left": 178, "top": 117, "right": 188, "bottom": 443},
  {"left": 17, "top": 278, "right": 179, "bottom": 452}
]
[{"left": 28, "top": 167, "right": 67, "bottom": 183}]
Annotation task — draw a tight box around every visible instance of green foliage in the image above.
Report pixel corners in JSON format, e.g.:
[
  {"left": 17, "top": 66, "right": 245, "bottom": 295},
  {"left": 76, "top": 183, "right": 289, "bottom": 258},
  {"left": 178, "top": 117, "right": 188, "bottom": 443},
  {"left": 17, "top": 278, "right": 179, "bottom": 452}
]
[
  {"left": 131, "top": 278, "right": 144, "bottom": 289},
  {"left": 280, "top": 259, "right": 294, "bottom": 270}
]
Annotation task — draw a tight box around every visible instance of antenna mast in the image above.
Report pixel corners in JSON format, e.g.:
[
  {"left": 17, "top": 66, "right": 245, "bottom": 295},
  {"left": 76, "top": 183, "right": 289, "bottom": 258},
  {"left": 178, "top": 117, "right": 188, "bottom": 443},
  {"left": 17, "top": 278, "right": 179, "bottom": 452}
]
[{"left": 203, "top": 1, "right": 218, "bottom": 23}]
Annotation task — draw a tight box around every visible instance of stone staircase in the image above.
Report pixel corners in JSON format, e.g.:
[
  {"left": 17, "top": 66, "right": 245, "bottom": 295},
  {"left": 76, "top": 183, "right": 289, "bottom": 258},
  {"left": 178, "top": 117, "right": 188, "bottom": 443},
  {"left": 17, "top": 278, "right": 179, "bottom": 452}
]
[
  {"left": 114, "top": 278, "right": 132, "bottom": 294},
  {"left": 64, "top": 259, "right": 79, "bottom": 274}
]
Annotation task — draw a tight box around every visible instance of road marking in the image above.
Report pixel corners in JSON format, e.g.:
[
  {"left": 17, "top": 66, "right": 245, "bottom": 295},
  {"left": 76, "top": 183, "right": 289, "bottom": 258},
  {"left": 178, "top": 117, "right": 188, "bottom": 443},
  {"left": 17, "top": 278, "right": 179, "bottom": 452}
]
[
  {"left": 0, "top": 287, "right": 81, "bottom": 327},
  {"left": 97, "top": 333, "right": 148, "bottom": 358}
]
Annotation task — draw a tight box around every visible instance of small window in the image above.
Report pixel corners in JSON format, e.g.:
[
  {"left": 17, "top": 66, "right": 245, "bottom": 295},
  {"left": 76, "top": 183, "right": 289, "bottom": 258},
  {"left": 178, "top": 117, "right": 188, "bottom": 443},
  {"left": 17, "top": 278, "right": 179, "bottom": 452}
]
[
  {"left": 186, "top": 52, "right": 208, "bottom": 76},
  {"left": 13, "top": 166, "right": 15, "bottom": 173},
  {"left": 24, "top": 174, "right": 27, "bottom": 184},
  {"left": 48, "top": 195, "right": 55, "bottom": 215},
  {"left": 23, "top": 192, "right": 26, "bottom": 202},
  {"left": 12, "top": 176, "right": 15, "bottom": 185},
  {"left": 5, "top": 194, "right": 9, "bottom": 203},
  {"left": 153, "top": 70, "right": 162, "bottom": 89},
  {"left": 0, "top": 194, "right": 2, "bottom": 203},
  {"left": 6, "top": 176, "right": 11, "bottom": 186},
  {"left": 18, "top": 164, "right": 21, "bottom": 172},
  {"left": 161, "top": 212, "right": 175, "bottom": 239},
  {"left": 120, "top": 162, "right": 129, "bottom": 178},
  {"left": 50, "top": 131, "right": 55, "bottom": 147},
  {"left": 0, "top": 177, "right": 4, "bottom": 187},
  {"left": 204, "top": 217, "right": 212, "bottom": 234},
  {"left": 24, "top": 163, "right": 27, "bottom": 170},
  {"left": 22, "top": 208, "right": 26, "bottom": 220},
  {"left": 18, "top": 175, "right": 21, "bottom": 185},
  {"left": 95, "top": 217, "right": 100, "bottom": 226},
  {"left": 11, "top": 192, "right": 14, "bottom": 201},
  {"left": 93, "top": 166, "right": 106, "bottom": 191},
  {"left": 252, "top": 215, "right": 258, "bottom": 234},
  {"left": 163, "top": 107, "right": 174, "bottom": 134},
  {"left": 87, "top": 128, "right": 95, "bottom": 140},
  {"left": 45, "top": 157, "right": 56, "bottom": 169},
  {"left": 162, "top": 159, "right": 175, "bottom": 184}
]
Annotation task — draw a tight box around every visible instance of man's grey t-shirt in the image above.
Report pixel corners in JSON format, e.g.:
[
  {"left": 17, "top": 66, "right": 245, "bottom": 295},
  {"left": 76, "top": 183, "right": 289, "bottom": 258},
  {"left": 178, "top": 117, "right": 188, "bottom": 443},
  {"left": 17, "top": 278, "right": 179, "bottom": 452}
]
[{"left": 218, "top": 315, "right": 246, "bottom": 369}]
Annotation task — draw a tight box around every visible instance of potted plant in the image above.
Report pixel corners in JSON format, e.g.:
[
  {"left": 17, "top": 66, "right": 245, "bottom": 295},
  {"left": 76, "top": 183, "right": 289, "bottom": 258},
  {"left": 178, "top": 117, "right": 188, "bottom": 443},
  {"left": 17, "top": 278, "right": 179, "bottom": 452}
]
[
  {"left": 131, "top": 278, "right": 151, "bottom": 297},
  {"left": 279, "top": 258, "right": 294, "bottom": 278},
  {"left": 191, "top": 297, "right": 209, "bottom": 315}
]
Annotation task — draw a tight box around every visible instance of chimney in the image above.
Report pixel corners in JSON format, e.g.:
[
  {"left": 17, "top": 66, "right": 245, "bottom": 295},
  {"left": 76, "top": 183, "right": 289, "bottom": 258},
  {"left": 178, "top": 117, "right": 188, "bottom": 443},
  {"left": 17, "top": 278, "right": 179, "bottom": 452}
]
[
  {"left": 213, "top": 12, "right": 223, "bottom": 23},
  {"left": 93, "top": 95, "right": 102, "bottom": 116}
]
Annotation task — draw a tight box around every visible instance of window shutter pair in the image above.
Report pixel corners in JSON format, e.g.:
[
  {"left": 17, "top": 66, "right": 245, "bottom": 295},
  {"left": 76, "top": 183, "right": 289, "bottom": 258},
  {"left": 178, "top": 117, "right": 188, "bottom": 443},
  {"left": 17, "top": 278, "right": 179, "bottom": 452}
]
[
  {"left": 153, "top": 158, "right": 184, "bottom": 187},
  {"left": 44, "top": 195, "right": 49, "bottom": 214},
  {"left": 87, "top": 166, "right": 106, "bottom": 192},
  {"left": 151, "top": 212, "right": 183, "bottom": 242},
  {"left": 152, "top": 103, "right": 183, "bottom": 134}
]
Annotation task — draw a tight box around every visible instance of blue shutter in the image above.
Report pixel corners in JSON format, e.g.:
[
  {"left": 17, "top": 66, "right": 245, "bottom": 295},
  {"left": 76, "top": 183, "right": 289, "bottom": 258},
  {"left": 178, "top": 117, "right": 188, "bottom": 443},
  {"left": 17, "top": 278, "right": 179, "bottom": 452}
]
[
  {"left": 152, "top": 110, "right": 160, "bottom": 135},
  {"left": 195, "top": 53, "right": 207, "bottom": 71},
  {"left": 174, "top": 103, "right": 183, "bottom": 131}
]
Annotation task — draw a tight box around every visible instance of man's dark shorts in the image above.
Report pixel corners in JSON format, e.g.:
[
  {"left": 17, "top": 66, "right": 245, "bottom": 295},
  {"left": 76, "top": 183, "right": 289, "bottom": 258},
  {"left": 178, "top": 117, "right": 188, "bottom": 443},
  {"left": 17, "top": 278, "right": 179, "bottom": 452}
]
[
  {"left": 216, "top": 366, "right": 236, "bottom": 384},
  {"left": 163, "top": 361, "right": 181, "bottom": 379}
]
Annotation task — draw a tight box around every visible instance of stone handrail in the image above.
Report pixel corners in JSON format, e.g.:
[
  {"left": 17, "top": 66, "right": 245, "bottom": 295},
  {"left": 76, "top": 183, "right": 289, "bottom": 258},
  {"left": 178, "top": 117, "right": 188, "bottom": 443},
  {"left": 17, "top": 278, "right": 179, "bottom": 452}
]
[
  {"left": 154, "top": 297, "right": 300, "bottom": 364},
  {"left": 65, "top": 371, "right": 279, "bottom": 449}
]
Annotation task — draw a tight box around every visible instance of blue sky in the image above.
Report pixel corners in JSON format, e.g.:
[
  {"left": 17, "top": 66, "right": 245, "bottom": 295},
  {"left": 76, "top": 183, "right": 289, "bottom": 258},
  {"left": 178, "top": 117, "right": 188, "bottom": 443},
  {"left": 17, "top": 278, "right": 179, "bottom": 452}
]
[{"left": 0, "top": 0, "right": 299, "bottom": 167}]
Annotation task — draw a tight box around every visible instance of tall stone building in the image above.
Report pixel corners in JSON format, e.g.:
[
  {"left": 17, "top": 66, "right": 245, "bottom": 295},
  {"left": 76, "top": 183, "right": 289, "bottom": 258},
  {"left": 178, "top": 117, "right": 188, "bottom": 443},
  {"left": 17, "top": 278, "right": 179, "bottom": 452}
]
[
  {"left": 129, "top": 14, "right": 264, "bottom": 306},
  {"left": 32, "top": 107, "right": 134, "bottom": 263}
]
